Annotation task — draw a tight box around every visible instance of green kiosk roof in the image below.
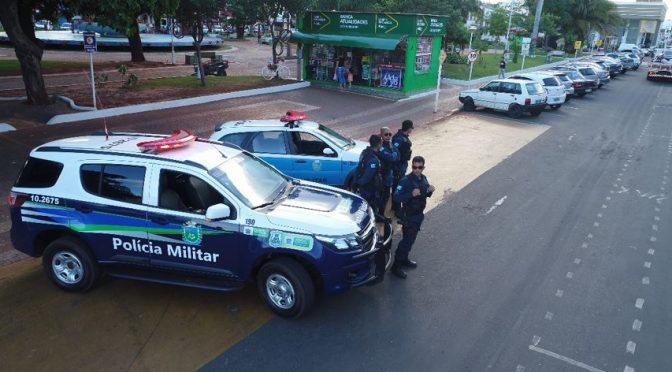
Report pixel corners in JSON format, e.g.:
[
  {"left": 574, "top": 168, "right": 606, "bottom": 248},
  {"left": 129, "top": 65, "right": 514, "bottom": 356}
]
[{"left": 290, "top": 31, "right": 402, "bottom": 50}]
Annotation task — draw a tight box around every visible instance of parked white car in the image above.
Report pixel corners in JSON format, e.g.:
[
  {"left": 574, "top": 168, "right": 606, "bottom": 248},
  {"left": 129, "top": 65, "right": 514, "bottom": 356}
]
[
  {"left": 458, "top": 78, "right": 548, "bottom": 118},
  {"left": 508, "top": 72, "right": 567, "bottom": 110}
]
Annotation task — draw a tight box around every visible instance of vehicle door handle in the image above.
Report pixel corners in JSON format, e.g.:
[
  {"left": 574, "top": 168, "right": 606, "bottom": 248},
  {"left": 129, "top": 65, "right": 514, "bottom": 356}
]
[
  {"left": 75, "top": 205, "right": 92, "bottom": 213},
  {"left": 151, "top": 216, "right": 170, "bottom": 225},
  {"left": 295, "top": 160, "right": 307, "bottom": 163}
]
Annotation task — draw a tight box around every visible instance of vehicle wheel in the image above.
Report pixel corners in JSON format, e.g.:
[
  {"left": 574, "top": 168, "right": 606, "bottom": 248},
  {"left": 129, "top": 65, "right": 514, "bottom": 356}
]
[
  {"left": 530, "top": 109, "right": 542, "bottom": 117},
  {"left": 261, "top": 66, "right": 275, "bottom": 80},
  {"left": 277, "top": 65, "right": 290, "bottom": 80},
  {"left": 462, "top": 97, "right": 475, "bottom": 112},
  {"left": 550, "top": 104, "right": 561, "bottom": 110},
  {"left": 508, "top": 104, "right": 523, "bottom": 119},
  {"left": 216, "top": 68, "right": 227, "bottom": 76},
  {"left": 577, "top": 92, "right": 586, "bottom": 97},
  {"left": 257, "top": 258, "right": 315, "bottom": 318},
  {"left": 43, "top": 237, "right": 100, "bottom": 292}
]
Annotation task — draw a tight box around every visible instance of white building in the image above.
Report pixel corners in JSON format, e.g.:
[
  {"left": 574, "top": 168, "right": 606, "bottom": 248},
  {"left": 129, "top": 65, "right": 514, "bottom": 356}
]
[{"left": 611, "top": 0, "right": 668, "bottom": 47}]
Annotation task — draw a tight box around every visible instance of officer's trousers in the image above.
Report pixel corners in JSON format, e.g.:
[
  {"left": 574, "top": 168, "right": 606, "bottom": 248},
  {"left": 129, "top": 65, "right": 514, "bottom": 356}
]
[{"left": 395, "top": 213, "right": 424, "bottom": 262}]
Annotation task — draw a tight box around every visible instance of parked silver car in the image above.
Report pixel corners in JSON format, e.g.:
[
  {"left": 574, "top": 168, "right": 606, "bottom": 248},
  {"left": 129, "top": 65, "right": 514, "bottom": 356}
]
[
  {"left": 541, "top": 70, "right": 575, "bottom": 97},
  {"left": 568, "top": 62, "right": 610, "bottom": 87}
]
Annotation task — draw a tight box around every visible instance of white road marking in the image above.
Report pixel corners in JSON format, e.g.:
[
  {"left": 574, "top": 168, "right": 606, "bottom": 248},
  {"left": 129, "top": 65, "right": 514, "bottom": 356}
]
[
  {"left": 566, "top": 272, "right": 574, "bottom": 279},
  {"left": 617, "top": 186, "right": 629, "bottom": 194},
  {"left": 642, "top": 277, "right": 650, "bottom": 285},
  {"left": 597, "top": 213, "right": 603, "bottom": 218},
  {"left": 587, "top": 233, "right": 594, "bottom": 239},
  {"left": 528, "top": 345, "right": 606, "bottom": 372},
  {"left": 610, "top": 190, "right": 615, "bottom": 194},
  {"left": 626, "top": 341, "right": 637, "bottom": 354},
  {"left": 654, "top": 216, "right": 660, "bottom": 221},
  {"left": 575, "top": 258, "right": 582, "bottom": 264},
  {"left": 593, "top": 222, "right": 600, "bottom": 227},
  {"left": 635, "top": 298, "right": 645, "bottom": 309},
  {"left": 568, "top": 135, "right": 574, "bottom": 141},
  {"left": 606, "top": 197, "right": 611, "bottom": 201},
  {"left": 545, "top": 312, "right": 554, "bottom": 320},
  {"left": 617, "top": 178, "right": 622, "bottom": 181},
  {"left": 532, "top": 335, "right": 541, "bottom": 346},
  {"left": 515, "top": 365, "right": 525, "bottom": 372},
  {"left": 602, "top": 204, "right": 608, "bottom": 209},
  {"left": 648, "top": 249, "right": 655, "bottom": 255},
  {"left": 655, "top": 207, "right": 660, "bottom": 212},
  {"left": 582, "top": 242, "right": 589, "bottom": 248},
  {"left": 632, "top": 319, "right": 642, "bottom": 332},
  {"left": 556, "top": 289, "right": 564, "bottom": 297},
  {"left": 652, "top": 225, "right": 658, "bottom": 231},
  {"left": 644, "top": 262, "right": 651, "bottom": 269},
  {"left": 650, "top": 236, "right": 657, "bottom": 242},
  {"left": 485, "top": 196, "right": 508, "bottom": 215}
]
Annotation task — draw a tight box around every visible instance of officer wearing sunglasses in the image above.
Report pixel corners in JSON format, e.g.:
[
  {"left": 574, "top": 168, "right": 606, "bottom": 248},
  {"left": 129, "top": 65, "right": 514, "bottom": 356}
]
[{"left": 391, "top": 156, "right": 435, "bottom": 279}]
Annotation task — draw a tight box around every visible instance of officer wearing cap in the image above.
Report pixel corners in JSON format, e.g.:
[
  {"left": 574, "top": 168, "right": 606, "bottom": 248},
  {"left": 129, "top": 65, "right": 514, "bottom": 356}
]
[
  {"left": 391, "top": 120, "right": 414, "bottom": 217},
  {"left": 355, "top": 135, "right": 383, "bottom": 210},
  {"left": 377, "top": 127, "right": 400, "bottom": 216},
  {"left": 391, "top": 155, "right": 435, "bottom": 279}
]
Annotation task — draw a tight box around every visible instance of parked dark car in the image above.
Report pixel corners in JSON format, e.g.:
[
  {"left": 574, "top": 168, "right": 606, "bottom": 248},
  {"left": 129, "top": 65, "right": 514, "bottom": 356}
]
[{"left": 549, "top": 67, "right": 597, "bottom": 97}]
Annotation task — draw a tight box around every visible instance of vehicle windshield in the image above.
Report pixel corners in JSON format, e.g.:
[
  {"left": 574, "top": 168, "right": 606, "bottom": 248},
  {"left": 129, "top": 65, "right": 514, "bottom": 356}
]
[
  {"left": 664, "top": 51, "right": 672, "bottom": 58},
  {"left": 209, "top": 152, "right": 288, "bottom": 208},
  {"left": 526, "top": 83, "right": 545, "bottom": 95},
  {"left": 318, "top": 124, "right": 353, "bottom": 148},
  {"left": 579, "top": 68, "right": 595, "bottom": 76},
  {"left": 566, "top": 71, "right": 582, "bottom": 80}
]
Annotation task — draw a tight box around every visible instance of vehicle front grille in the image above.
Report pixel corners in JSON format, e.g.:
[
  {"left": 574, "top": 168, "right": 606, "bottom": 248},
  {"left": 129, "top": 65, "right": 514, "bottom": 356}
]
[{"left": 357, "top": 219, "right": 376, "bottom": 253}]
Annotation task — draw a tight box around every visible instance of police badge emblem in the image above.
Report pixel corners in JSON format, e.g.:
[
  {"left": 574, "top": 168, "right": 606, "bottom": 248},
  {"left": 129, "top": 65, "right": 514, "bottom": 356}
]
[{"left": 182, "top": 221, "right": 203, "bottom": 245}]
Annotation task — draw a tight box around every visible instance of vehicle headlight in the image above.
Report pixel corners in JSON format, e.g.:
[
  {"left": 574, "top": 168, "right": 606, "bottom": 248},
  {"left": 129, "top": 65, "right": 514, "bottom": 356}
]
[{"left": 316, "top": 233, "right": 359, "bottom": 250}]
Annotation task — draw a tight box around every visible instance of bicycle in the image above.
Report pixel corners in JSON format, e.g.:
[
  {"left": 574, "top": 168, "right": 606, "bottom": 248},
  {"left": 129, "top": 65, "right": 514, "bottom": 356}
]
[{"left": 261, "top": 57, "right": 290, "bottom": 80}]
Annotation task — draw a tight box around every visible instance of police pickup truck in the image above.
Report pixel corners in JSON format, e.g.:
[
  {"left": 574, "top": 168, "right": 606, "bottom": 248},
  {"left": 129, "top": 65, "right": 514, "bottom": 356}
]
[{"left": 9, "top": 130, "right": 391, "bottom": 318}]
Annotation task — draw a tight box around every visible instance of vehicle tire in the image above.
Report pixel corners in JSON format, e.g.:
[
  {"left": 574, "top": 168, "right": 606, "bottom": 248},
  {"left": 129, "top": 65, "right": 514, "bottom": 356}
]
[
  {"left": 462, "top": 97, "right": 475, "bottom": 112},
  {"left": 261, "top": 66, "right": 275, "bottom": 80},
  {"left": 550, "top": 104, "right": 561, "bottom": 110},
  {"left": 508, "top": 104, "right": 523, "bottom": 119},
  {"left": 257, "top": 258, "right": 315, "bottom": 318},
  {"left": 216, "top": 68, "right": 227, "bottom": 76},
  {"left": 530, "top": 109, "right": 542, "bottom": 117},
  {"left": 577, "top": 92, "right": 586, "bottom": 97},
  {"left": 43, "top": 237, "right": 100, "bottom": 292},
  {"left": 277, "top": 65, "right": 290, "bottom": 80}
]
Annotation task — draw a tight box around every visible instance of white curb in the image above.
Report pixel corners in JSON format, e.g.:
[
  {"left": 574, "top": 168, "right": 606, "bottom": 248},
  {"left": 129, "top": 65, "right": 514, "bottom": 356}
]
[{"left": 47, "top": 81, "right": 311, "bottom": 125}]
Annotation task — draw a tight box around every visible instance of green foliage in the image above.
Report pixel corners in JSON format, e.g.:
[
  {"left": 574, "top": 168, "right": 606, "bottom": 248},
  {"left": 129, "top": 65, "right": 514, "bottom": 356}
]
[
  {"left": 94, "top": 72, "right": 109, "bottom": 88},
  {"left": 445, "top": 53, "right": 468, "bottom": 65},
  {"left": 124, "top": 73, "right": 139, "bottom": 88}
]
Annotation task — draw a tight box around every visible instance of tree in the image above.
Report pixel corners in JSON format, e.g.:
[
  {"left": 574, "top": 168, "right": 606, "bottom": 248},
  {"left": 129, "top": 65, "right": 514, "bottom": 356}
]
[
  {"left": 175, "top": 0, "right": 225, "bottom": 86},
  {"left": 78, "top": 0, "right": 179, "bottom": 62},
  {"left": 227, "top": 0, "right": 260, "bottom": 39},
  {"left": 0, "top": 0, "right": 61, "bottom": 105}
]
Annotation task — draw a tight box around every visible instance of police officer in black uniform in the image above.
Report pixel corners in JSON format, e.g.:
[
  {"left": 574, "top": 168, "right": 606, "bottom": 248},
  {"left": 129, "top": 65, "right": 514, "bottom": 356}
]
[
  {"left": 391, "top": 120, "right": 413, "bottom": 217},
  {"left": 391, "top": 156, "right": 435, "bottom": 279},
  {"left": 377, "top": 127, "right": 399, "bottom": 216},
  {"left": 355, "top": 135, "right": 383, "bottom": 210}
]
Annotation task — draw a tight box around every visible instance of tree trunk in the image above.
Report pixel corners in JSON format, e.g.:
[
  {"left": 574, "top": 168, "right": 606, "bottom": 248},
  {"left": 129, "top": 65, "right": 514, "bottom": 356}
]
[
  {"left": 0, "top": 0, "right": 49, "bottom": 105},
  {"left": 236, "top": 26, "right": 245, "bottom": 39},
  {"left": 269, "top": 20, "right": 277, "bottom": 65},
  {"left": 128, "top": 22, "right": 146, "bottom": 62}
]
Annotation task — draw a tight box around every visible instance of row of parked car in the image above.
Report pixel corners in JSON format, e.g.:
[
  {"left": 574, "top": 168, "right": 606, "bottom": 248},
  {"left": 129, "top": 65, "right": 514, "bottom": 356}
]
[{"left": 458, "top": 52, "right": 640, "bottom": 118}]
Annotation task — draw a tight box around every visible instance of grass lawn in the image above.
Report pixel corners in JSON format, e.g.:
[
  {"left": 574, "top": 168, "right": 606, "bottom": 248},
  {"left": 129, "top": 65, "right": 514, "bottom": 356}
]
[
  {"left": 443, "top": 52, "right": 571, "bottom": 80},
  {"left": 138, "top": 75, "right": 269, "bottom": 89},
  {"left": 0, "top": 60, "right": 90, "bottom": 74}
]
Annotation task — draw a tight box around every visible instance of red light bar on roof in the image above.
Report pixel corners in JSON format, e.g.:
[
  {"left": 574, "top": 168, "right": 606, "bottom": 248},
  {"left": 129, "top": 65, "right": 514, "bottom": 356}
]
[
  {"left": 280, "top": 110, "right": 306, "bottom": 122},
  {"left": 137, "top": 129, "right": 196, "bottom": 152}
]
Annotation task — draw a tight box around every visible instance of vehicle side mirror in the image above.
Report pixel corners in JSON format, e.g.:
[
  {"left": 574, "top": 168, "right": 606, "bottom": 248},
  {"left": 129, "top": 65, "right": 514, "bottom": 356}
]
[
  {"left": 206, "top": 203, "right": 231, "bottom": 221},
  {"left": 323, "top": 148, "right": 335, "bottom": 156}
]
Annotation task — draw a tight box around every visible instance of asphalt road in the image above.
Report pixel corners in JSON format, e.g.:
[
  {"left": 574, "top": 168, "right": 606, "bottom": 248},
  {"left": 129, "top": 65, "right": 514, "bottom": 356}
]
[{"left": 201, "top": 71, "right": 672, "bottom": 372}]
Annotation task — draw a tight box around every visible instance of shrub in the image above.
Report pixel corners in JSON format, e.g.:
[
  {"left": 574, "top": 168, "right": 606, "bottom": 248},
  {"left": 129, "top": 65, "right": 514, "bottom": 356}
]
[{"left": 446, "top": 53, "right": 468, "bottom": 65}]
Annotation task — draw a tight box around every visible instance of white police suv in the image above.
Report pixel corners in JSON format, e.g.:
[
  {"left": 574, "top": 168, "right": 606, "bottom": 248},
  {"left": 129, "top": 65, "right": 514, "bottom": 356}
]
[
  {"left": 9, "top": 130, "right": 391, "bottom": 318},
  {"left": 209, "top": 111, "right": 367, "bottom": 188}
]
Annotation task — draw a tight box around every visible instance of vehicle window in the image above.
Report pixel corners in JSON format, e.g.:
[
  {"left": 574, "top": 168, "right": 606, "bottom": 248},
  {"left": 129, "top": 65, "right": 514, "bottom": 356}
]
[
  {"left": 542, "top": 77, "right": 559, "bottom": 86},
  {"left": 567, "top": 71, "right": 582, "bottom": 80},
  {"left": 81, "top": 164, "right": 145, "bottom": 204},
  {"left": 318, "top": 125, "right": 351, "bottom": 149},
  {"left": 482, "top": 82, "right": 500, "bottom": 92},
  {"left": 159, "top": 170, "right": 229, "bottom": 215},
  {"left": 556, "top": 75, "right": 569, "bottom": 82},
  {"left": 15, "top": 157, "right": 64, "bottom": 188},
  {"left": 290, "top": 132, "right": 333, "bottom": 156},
  {"left": 250, "top": 131, "right": 287, "bottom": 154},
  {"left": 579, "top": 68, "right": 595, "bottom": 76},
  {"left": 526, "top": 83, "right": 544, "bottom": 95},
  {"left": 210, "top": 152, "right": 288, "bottom": 209},
  {"left": 500, "top": 82, "right": 520, "bottom": 94},
  {"left": 218, "top": 132, "right": 249, "bottom": 147}
]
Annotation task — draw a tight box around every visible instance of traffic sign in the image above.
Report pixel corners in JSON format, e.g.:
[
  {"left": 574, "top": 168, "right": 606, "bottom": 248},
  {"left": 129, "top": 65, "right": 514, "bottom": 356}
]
[
  {"left": 574, "top": 40, "right": 582, "bottom": 50},
  {"left": 83, "top": 31, "right": 97, "bottom": 53},
  {"left": 596, "top": 39, "right": 603, "bottom": 47},
  {"left": 467, "top": 50, "right": 479, "bottom": 63},
  {"left": 521, "top": 37, "right": 531, "bottom": 57}
]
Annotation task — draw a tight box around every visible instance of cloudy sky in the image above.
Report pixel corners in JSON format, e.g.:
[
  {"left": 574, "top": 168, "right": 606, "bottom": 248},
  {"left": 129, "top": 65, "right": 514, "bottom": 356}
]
[{"left": 483, "top": 0, "right": 671, "bottom": 20}]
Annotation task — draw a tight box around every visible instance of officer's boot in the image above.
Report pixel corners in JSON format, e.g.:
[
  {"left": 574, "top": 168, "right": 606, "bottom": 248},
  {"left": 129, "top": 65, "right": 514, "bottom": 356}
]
[{"left": 391, "top": 263, "right": 407, "bottom": 279}]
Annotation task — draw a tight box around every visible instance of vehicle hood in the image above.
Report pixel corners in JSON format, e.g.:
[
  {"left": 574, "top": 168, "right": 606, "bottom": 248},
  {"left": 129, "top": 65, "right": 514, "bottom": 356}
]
[
  {"left": 264, "top": 182, "right": 371, "bottom": 236},
  {"left": 341, "top": 140, "right": 367, "bottom": 162}
]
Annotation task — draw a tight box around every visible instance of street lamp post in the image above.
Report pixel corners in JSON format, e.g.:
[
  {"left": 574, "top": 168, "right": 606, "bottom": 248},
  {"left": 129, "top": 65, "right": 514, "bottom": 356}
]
[
  {"left": 504, "top": 0, "right": 514, "bottom": 53},
  {"left": 468, "top": 25, "right": 478, "bottom": 51}
]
